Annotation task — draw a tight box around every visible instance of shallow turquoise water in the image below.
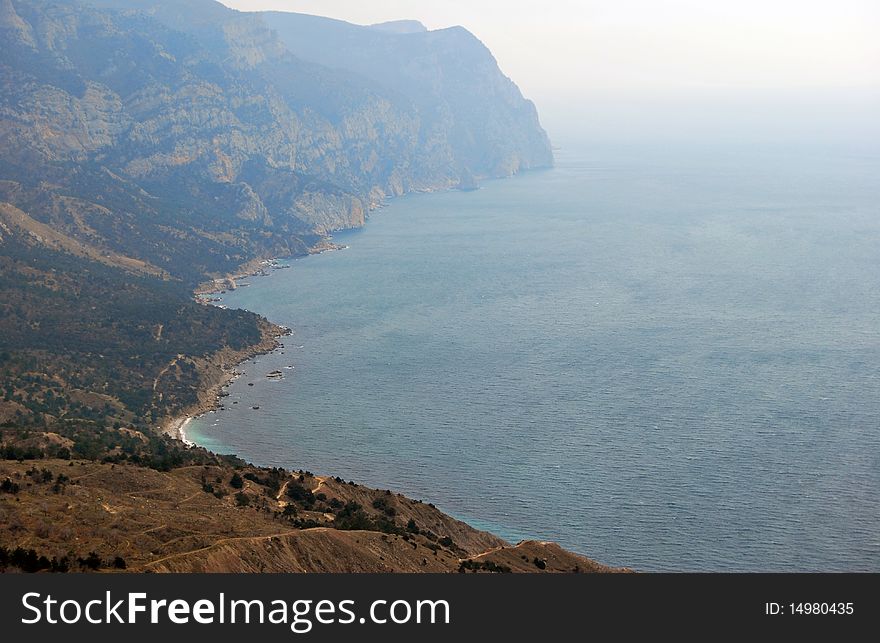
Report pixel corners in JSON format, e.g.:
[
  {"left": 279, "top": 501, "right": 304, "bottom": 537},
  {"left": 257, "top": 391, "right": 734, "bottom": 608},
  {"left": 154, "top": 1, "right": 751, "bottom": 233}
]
[{"left": 190, "top": 143, "right": 880, "bottom": 571}]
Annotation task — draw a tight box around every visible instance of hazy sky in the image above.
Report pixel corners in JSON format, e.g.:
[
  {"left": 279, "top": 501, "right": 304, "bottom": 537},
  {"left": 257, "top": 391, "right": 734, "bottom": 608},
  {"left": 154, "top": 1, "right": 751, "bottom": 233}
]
[{"left": 219, "top": 1, "right": 880, "bottom": 144}]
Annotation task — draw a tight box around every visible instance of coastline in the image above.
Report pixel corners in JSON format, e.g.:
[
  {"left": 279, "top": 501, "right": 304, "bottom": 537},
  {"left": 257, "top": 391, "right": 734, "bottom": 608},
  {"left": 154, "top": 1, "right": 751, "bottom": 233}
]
[
  {"left": 54, "top": 171, "right": 627, "bottom": 573},
  {"left": 164, "top": 235, "right": 355, "bottom": 441},
  {"left": 165, "top": 416, "right": 193, "bottom": 446},
  {"left": 171, "top": 237, "right": 353, "bottom": 441},
  {"left": 177, "top": 172, "right": 523, "bottom": 438},
  {"left": 160, "top": 316, "right": 290, "bottom": 444},
  {"left": 155, "top": 175, "right": 567, "bottom": 554},
  {"left": 194, "top": 241, "right": 348, "bottom": 298}
]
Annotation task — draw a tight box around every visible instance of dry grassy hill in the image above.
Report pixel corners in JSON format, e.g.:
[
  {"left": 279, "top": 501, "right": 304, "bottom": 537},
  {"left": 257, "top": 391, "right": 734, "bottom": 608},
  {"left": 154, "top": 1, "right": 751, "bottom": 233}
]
[{"left": 0, "top": 455, "right": 624, "bottom": 573}]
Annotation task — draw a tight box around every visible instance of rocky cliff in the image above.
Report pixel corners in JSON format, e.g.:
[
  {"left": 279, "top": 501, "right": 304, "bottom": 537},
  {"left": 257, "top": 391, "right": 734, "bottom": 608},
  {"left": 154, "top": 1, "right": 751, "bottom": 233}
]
[
  {"left": 2, "top": 0, "right": 553, "bottom": 262},
  {"left": 264, "top": 10, "right": 555, "bottom": 183}
]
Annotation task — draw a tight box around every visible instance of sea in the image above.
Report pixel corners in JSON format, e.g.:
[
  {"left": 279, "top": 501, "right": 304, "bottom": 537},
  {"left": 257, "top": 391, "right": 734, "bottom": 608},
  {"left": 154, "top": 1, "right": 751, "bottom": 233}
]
[{"left": 189, "top": 142, "right": 880, "bottom": 571}]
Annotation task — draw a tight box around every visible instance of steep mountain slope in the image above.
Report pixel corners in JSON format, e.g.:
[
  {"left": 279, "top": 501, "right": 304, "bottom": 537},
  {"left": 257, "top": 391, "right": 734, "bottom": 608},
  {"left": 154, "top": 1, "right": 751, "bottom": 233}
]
[
  {"left": 88, "top": 0, "right": 553, "bottom": 198},
  {"left": 3, "top": 0, "right": 553, "bottom": 267},
  {"left": 263, "top": 10, "right": 554, "bottom": 180}
]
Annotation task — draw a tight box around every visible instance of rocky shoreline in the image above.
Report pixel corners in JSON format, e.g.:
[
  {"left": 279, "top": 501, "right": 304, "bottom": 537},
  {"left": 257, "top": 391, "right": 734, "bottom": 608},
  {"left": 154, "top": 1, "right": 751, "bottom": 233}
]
[
  {"left": 161, "top": 317, "right": 290, "bottom": 442},
  {"left": 195, "top": 238, "right": 348, "bottom": 299},
  {"left": 174, "top": 236, "right": 356, "bottom": 440},
  {"left": 174, "top": 238, "right": 348, "bottom": 440}
]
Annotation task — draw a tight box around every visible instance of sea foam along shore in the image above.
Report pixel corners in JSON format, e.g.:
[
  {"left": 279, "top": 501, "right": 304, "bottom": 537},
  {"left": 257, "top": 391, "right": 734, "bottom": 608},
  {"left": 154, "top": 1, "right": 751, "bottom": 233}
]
[{"left": 165, "top": 416, "right": 194, "bottom": 446}]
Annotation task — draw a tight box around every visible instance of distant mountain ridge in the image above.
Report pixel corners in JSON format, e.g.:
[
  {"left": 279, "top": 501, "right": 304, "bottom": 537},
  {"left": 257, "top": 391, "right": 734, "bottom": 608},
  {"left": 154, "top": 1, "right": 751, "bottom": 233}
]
[
  {"left": 1, "top": 0, "right": 551, "bottom": 269},
  {"left": 369, "top": 20, "right": 427, "bottom": 34},
  {"left": 262, "top": 10, "right": 553, "bottom": 185}
]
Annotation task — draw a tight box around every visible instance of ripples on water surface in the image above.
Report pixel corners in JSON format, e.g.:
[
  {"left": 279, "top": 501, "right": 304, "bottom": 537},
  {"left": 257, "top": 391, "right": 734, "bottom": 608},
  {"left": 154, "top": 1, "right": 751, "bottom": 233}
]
[{"left": 190, "top": 143, "right": 880, "bottom": 571}]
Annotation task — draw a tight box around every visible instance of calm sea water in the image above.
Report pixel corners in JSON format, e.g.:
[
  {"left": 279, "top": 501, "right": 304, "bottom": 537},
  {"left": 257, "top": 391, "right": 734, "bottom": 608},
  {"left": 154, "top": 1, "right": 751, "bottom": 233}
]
[{"left": 190, "top": 143, "right": 880, "bottom": 571}]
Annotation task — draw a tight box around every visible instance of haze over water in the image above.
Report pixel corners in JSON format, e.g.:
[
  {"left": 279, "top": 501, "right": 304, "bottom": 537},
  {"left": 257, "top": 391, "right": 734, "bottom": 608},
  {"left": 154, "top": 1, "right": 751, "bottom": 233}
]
[{"left": 190, "top": 142, "right": 880, "bottom": 571}]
